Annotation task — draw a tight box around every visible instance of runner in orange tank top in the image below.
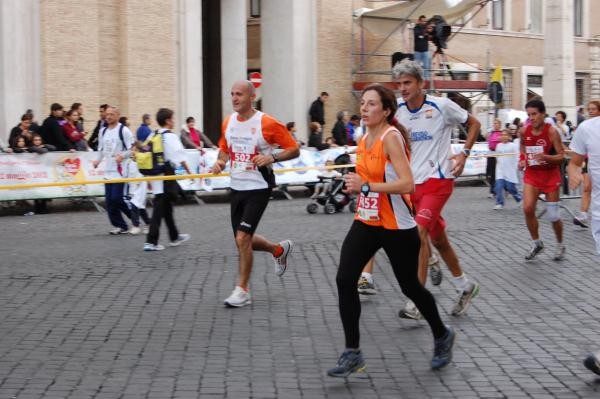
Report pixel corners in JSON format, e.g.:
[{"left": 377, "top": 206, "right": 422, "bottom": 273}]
[
  {"left": 519, "top": 99, "right": 566, "bottom": 261},
  {"left": 327, "top": 84, "right": 454, "bottom": 378}
]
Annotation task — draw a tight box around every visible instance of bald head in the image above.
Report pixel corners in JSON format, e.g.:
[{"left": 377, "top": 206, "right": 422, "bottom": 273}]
[
  {"left": 105, "top": 106, "right": 121, "bottom": 127},
  {"left": 231, "top": 80, "right": 256, "bottom": 115}
]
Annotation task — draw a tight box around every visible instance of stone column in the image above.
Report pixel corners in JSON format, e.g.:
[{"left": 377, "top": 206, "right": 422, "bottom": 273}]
[
  {"left": 221, "top": 1, "right": 247, "bottom": 116},
  {"left": 543, "top": 0, "right": 576, "bottom": 122},
  {"left": 0, "top": 0, "right": 42, "bottom": 142},
  {"left": 177, "top": 0, "right": 204, "bottom": 128},
  {"left": 261, "top": 0, "right": 317, "bottom": 142}
]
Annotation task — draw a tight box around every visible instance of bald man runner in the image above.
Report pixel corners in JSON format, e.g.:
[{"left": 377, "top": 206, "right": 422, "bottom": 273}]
[{"left": 211, "top": 80, "right": 300, "bottom": 308}]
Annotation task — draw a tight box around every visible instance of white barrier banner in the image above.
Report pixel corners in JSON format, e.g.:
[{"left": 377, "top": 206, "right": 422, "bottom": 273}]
[
  {"left": 0, "top": 148, "right": 353, "bottom": 200},
  {"left": 0, "top": 144, "right": 487, "bottom": 201}
]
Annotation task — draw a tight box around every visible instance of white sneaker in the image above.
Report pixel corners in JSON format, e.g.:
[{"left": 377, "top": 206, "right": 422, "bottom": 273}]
[
  {"left": 143, "top": 243, "right": 165, "bottom": 251},
  {"left": 169, "top": 233, "right": 191, "bottom": 247},
  {"left": 493, "top": 204, "right": 503, "bottom": 210},
  {"left": 109, "top": 227, "right": 128, "bottom": 235},
  {"left": 398, "top": 300, "right": 423, "bottom": 320},
  {"left": 274, "top": 240, "right": 293, "bottom": 277},
  {"left": 224, "top": 286, "right": 251, "bottom": 308},
  {"left": 129, "top": 226, "right": 142, "bottom": 235},
  {"left": 553, "top": 244, "right": 566, "bottom": 261}
]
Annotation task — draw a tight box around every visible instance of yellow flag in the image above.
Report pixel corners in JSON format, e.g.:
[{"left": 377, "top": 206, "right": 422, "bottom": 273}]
[{"left": 491, "top": 65, "right": 503, "bottom": 82}]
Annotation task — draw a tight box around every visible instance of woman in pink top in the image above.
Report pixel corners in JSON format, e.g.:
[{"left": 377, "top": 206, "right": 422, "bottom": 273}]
[{"left": 486, "top": 118, "right": 503, "bottom": 196}]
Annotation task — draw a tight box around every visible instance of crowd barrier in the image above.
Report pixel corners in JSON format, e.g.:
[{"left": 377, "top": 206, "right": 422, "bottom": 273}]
[{"left": 0, "top": 143, "right": 493, "bottom": 201}]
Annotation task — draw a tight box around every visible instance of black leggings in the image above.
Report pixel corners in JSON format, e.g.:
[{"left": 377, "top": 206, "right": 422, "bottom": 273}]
[{"left": 336, "top": 221, "right": 447, "bottom": 349}]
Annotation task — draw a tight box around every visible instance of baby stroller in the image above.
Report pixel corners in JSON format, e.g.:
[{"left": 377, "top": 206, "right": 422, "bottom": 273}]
[{"left": 306, "top": 153, "right": 356, "bottom": 214}]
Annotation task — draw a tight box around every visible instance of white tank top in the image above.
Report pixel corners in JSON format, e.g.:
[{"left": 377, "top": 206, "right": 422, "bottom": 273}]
[{"left": 224, "top": 111, "right": 275, "bottom": 190}]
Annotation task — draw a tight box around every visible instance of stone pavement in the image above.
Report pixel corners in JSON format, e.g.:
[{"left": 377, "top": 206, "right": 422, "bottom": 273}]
[{"left": 1, "top": 187, "right": 600, "bottom": 399}]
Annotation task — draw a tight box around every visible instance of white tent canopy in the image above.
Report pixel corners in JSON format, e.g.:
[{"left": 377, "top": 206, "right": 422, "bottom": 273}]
[{"left": 355, "top": 0, "right": 484, "bottom": 36}]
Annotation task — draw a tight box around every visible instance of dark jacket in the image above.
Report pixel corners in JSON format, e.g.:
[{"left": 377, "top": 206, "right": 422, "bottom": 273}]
[
  {"left": 414, "top": 24, "right": 429, "bottom": 52},
  {"left": 180, "top": 125, "right": 216, "bottom": 149},
  {"left": 309, "top": 98, "right": 325, "bottom": 125},
  {"left": 308, "top": 131, "right": 330, "bottom": 150},
  {"left": 41, "top": 116, "right": 72, "bottom": 151},
  {"left": 331, "top": 120, "right": 347, "bottom": 146},
  {"left": 9, "top": 126, "right": 33, "bottom": 147},
  {"left": 88, "top": 119, "right": 106, "bottom": 150}
]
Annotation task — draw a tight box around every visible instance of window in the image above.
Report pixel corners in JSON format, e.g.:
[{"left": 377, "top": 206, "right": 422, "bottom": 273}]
[
  {"left": 529, "top": 0, "right": 542, "bottom": 33},
  {"left": 527, "top": 74, "right": 543, "bottom": 87},
  {"left": 492, "top": 0, "right": 504, "bottom": 30},
  {"left": 249, "top": 0, "right": 260, "bottom": 18},
  {"left": 574, "top": 0, "right": 583, "bottom": 37},
  {"left": 576, "top": 73, "right": 589, "bottom": 106}
]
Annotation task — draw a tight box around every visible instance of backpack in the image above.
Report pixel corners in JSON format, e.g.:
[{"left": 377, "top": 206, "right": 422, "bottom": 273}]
[{"left": 135, "top": 130, "right": 167, "bottom": 176}]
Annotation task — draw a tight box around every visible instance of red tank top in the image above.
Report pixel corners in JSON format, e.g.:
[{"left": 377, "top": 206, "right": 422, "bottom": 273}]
[{"left": 523, "top": 123, "right": 558, "bottom": 171}]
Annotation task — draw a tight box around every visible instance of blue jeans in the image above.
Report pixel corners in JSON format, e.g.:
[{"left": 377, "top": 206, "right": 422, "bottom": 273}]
[
  {"left": 105, "top": 183, "right": 132, "bottom": 230},
  {"left": 494, "top": 179, "right": 522, "bottom": 206},
  {"left": 413, "top": 51, "right": 431, "bottom": 80}
]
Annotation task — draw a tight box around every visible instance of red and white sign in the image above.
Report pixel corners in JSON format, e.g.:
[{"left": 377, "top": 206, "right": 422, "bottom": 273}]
[{"left": 249, "top": 72, "right": 262, "bottom": 88}]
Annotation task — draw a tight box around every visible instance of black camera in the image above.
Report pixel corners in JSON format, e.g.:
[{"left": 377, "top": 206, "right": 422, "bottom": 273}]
[{"left": 428, "top": 15, "right": 451, "bottom": 52}]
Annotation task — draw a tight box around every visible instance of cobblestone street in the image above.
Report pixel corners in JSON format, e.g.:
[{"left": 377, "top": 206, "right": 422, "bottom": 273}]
[{"left": 1, "top": 187, "right": 600, "bottom": 398}]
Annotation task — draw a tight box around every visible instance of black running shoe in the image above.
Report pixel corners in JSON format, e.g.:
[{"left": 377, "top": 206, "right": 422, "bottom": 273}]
[
  {"left": 327, "top": 350, "right": 366, "bottom": 378},
  {"left": 431, "top": 326, "right": 455, "bottom": 370}
]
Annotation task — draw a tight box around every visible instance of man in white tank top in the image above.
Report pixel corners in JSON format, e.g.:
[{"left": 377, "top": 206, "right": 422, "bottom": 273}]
[{"left": 211, "top": 80, "right": 300, "bottom": 308}]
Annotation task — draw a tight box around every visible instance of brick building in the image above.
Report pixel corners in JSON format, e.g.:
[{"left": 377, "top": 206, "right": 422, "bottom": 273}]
[{"left": 1, "top": 0, "right": 599, "bottom": 144}]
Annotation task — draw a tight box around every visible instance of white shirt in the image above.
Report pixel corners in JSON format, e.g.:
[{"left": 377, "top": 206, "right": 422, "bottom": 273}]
[
  {"left": 494, "top": 142, "right": 519, "bottom": 183},
  {"left": 97, "top": 123, "right": 134, "bottom": 179},
  {"left": 396, "top": 95, "right": 468, "bottom": 184},
  {"left": 148, "top": 128, "right": 188, "bottom": 195},
  {"left": 570, "top": 116, "right": 600, "bottom": 223}
]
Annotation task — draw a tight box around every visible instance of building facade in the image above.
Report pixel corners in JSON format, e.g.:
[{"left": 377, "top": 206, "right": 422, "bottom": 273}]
[{"left": 1, "top": 0, "right": 599, "bottom": 144}]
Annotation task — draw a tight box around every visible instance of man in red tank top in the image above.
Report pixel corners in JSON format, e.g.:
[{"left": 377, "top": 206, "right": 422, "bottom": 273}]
[{"left": 520, "top": 100, "right": 565, "bottom": 261}]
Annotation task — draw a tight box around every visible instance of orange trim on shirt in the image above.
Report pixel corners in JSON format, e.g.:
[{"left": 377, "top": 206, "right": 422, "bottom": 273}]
[{"left": 261, "top": 114, "right": 298, "bottom": 150}]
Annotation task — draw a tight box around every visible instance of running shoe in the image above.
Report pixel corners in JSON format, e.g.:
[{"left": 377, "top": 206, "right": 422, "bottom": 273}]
[
  {"left": 129, "top": 226, "right": 142, "bottom": 235},
  {"left": 525, "top": 241, "right": 544, "bottom": 260},
  {"left": 398, "top": 300, "right": 422, "bottom": 320},
  {"left": 451, "top": 282, "right": 480, "bottom": 316},
  {"left": 357, "top": 276, "right": 376, "bottom": 295},
  {"left": 493, "top": 204, "right": 503, "bottom": 210},
  {"left": 169, "top": 233, "right": 191, "bottom": 247},
  {"left": 584, "top": 352, "right": 600, "bottom": 376},
  {"left": 573, "top": 216, "right": 589, "bottom": 228},
  {"left": 553, "top": 244, "right": 566, "bottom": 261},
  {"left": 274, "top": 240, "right": 293, "bottom": 277},
  {"left": 327, "top": 349, "right": 365, "bottom": 378},
  {"left": 429, "top": 254, "right": 442, "bottom": 286},
  {"left": 109, "top": 227, "right": 129, "bottom": 235},
  {"left": 143, "top": 243, "right": 165, "bottom": 251},
  {"left": 431, "top": 326, "right": 455, "bottom": 370},
  {"left": 224, "top": 286, "right": 251, "bottom": 308}
]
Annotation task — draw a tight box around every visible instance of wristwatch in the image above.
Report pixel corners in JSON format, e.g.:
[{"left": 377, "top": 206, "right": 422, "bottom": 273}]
[
  {"left": 360, "top": 182, "right": 370, "bottom": 196},
  {"left": 462, "top": 148, "right": 471, "bottom": 157},
  {"left": 272, "top": 152, "right": 279, "bottom": 162}
]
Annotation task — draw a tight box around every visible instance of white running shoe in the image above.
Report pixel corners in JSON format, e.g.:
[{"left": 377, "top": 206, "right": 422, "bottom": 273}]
[
  {"left": 274, "top": 240, "right": 293, "bottom": 277},
  {"left": 224, "top": 286, "right": 251, "bottom": 308},
  {"left": 129, "top": 226, "right": 142, "bottom": 235},
  {"left": 553, "top": 244, "right": 566, "bottom": 261},
  {"left": 398, "top": 300, "right": 423, "bottom": 320},
  {"left": 143, "top": 243, "right": 165, "bottom": 251},
  {"left": 493, "top": 204, "right": 503, "bottom": 210},
  {"left": 169, "top": 233, "right": 191, "bottom": 247},
  {"left": 109, "top": 227, "right": 128, "bottom": 235}
]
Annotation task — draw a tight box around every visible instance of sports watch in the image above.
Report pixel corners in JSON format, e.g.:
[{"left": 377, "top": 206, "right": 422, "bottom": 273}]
[
  {"left": 360, "top": 182, "right": 370, "bottom": 196},
  {"left": 462, "top": 148, "right": 471, "bottom": 157}
]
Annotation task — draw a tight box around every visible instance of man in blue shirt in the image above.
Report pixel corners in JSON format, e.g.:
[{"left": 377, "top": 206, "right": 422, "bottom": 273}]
[{"left": 136, "top": 114, "right": 152, "bottom": 142}]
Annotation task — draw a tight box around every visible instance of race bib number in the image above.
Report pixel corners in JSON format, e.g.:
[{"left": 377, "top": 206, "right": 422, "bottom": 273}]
[
  {"left": 230, "top": 144, "right": 257, "bottom": 171},
  {"left": 357, "top": 192, "right": 380, "bottom": 221},
  {"left": 526, "top": 145, "right": 544, "bottom": 166}
]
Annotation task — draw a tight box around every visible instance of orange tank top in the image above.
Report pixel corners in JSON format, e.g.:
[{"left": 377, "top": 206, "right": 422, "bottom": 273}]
[{"left": 354, "top": 127, "right": 416, "bottom": 230}]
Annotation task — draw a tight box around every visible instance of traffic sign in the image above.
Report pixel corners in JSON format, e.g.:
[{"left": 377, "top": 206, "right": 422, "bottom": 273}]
[{"left": 249, "top": 72, "right": 262, "bottom": 88}]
